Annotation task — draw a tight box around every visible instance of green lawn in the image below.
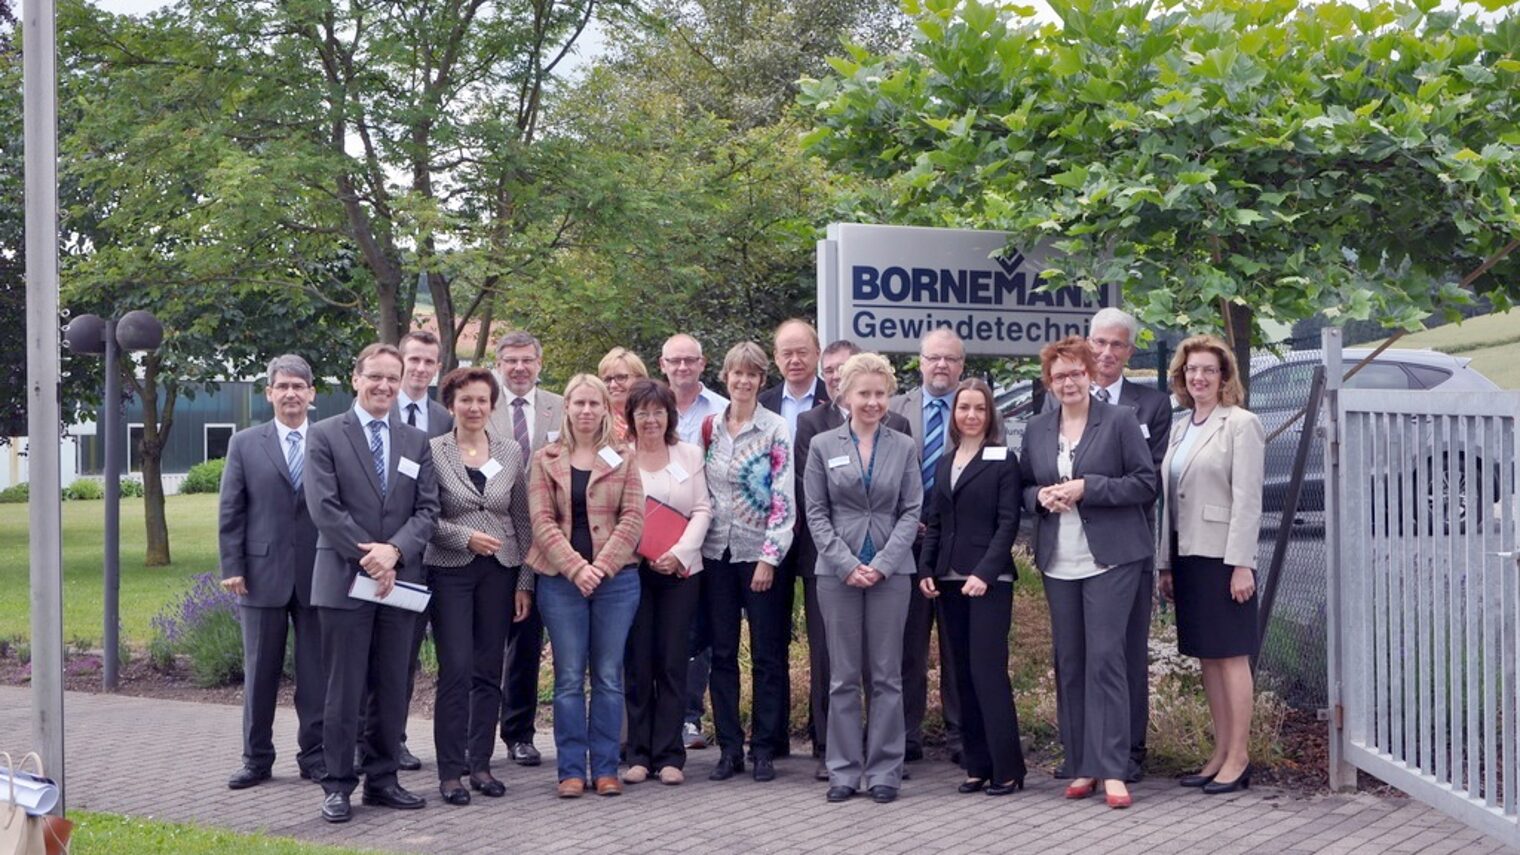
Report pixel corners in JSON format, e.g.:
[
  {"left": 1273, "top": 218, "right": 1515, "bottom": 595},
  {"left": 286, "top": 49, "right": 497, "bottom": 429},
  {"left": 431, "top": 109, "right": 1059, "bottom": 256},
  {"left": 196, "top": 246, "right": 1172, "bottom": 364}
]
[
  {"left": 0, "top": 494, "right": 221, "bottom": 645},
  {"left": 1391, "top": 309, "right": 1520, "bottom": 389},
  {"left": 69, "top": 811, "right": 375, "bottom": 854}
]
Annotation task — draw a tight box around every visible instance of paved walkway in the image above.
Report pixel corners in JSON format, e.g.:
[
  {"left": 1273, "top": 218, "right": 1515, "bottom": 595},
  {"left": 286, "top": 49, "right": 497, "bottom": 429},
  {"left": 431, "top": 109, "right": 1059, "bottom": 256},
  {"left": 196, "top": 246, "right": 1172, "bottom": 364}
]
[{"left": 1, "top": 686, "right": 1514, "bottom": 854}]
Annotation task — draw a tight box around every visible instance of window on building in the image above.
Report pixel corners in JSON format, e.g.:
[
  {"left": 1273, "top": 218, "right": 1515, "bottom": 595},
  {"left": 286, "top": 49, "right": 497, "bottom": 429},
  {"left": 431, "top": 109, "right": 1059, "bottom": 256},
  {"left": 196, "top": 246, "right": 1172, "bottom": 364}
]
[
  {"left": 128, "top": 424, "right": 145, "bottom": 473},
  {"left": 205, "top": 423, "right": 235, "bottom": 462}
]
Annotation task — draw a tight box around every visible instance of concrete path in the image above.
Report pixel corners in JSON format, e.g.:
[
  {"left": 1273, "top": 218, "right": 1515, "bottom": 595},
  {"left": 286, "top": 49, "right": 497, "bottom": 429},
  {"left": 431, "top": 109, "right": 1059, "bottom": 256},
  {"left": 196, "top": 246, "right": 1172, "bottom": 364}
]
[{"left": 1, "top": 686, "right": 1514, "bottom": 854}]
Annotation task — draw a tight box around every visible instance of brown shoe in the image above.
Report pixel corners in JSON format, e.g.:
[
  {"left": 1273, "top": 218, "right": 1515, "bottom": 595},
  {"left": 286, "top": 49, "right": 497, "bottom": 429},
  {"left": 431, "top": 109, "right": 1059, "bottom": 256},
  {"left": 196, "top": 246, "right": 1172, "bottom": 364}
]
[
  {"left": 556, "top": 778, "right": 586, "bottom": 799},
  {"left": 594, "top": 776, "right": 623, "bottom": 796}
]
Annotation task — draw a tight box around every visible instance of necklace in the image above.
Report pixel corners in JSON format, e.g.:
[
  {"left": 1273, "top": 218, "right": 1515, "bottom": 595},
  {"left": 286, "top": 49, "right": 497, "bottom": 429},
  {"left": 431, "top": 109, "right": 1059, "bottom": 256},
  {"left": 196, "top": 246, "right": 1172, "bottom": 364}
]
[
  {"left": 464, "top": 446, "right": 481, "bottom": 457},
  {"left": 1192, "top": 407, "right": 1214, "bottom": 426}
]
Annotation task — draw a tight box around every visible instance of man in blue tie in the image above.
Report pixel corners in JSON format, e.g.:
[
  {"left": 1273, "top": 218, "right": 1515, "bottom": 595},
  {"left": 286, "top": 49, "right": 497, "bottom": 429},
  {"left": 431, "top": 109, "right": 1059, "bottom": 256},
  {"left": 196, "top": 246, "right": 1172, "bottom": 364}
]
[
  {"left": 219, "top": 354, "right": 324, "bottom": 790},
  {"left": 887, "top": 327, "right": 965, "bottom": 764}
]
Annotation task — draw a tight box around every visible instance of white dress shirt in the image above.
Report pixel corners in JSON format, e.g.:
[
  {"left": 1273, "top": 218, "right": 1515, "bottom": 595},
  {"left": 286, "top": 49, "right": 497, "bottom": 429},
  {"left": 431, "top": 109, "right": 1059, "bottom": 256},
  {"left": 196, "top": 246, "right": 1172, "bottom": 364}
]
[
  {"left": 352, "top": 403, "right": 390, "bottom": 480},
  {"left": 396, "top": 389, "right": 431, "bottom": 433}
]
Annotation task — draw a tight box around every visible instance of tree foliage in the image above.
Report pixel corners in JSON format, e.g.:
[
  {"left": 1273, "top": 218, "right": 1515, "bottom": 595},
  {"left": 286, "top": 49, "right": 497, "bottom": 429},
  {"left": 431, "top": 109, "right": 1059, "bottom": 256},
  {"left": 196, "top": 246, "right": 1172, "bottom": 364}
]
[{"left": 800, "top": 0, "right": 1520, "bottom": 348}]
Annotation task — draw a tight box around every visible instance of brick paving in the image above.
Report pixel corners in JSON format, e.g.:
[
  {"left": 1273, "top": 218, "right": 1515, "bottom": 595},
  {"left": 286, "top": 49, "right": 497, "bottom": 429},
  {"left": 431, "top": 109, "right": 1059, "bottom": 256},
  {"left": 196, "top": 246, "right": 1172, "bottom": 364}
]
[{"left": 2, "top": 686, "right": 1515, "bottom": 854}]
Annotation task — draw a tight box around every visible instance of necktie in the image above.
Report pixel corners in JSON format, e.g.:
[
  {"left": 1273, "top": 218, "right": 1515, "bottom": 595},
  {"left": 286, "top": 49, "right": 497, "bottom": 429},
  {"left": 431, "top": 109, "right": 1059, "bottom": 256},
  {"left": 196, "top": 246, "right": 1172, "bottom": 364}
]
[
  {"left": 512, "top": 398, "right": 531, "bottom": 463},
  {"left": 406, "top": 402, "right": 419, "bottom": 427},
  {"left": 368, "top": 420, "right": 387, "bottom": 494},
  {"left": 922, "top": 398, "right": 945, "bottom": 490},
  {"left": 1094, "top": 386, "right": 1112, "bottom": 404},
  {"left": 286, "top": 430, "right": 303, "bottom": 492}
]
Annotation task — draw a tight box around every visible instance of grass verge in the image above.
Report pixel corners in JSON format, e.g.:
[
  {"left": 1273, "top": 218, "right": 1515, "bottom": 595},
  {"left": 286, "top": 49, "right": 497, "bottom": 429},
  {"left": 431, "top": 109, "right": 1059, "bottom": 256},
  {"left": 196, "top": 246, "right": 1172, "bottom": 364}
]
[{"left": 67, "top": 811, "right": 376, "bottom": 854}]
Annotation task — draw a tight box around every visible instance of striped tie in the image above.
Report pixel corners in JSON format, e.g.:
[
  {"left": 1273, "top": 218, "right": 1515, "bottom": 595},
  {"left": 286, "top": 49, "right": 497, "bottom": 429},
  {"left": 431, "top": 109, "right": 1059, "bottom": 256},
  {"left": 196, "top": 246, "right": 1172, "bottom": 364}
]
[
  {"left": 512, "top": 398, "right": 532, "bottom": 463},
  {"left": 922, "top": 398, "right": 946, "bottom": 490},
  {"left": 1094, "top": 386, "right": 1111, "bottom": 403},
  {"left": 286, "top": 431, "right": 303, "bottom": 493},
  {"left": 368, "top": 420, "right": 387, "bottom": 494}
]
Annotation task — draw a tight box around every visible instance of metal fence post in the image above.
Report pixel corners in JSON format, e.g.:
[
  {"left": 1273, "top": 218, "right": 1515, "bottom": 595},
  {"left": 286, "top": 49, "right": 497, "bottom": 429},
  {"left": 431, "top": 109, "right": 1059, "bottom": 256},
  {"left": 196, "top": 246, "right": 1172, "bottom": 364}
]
[{"left": 1322, "top": 326, "right": 1356, "bottom": 791}]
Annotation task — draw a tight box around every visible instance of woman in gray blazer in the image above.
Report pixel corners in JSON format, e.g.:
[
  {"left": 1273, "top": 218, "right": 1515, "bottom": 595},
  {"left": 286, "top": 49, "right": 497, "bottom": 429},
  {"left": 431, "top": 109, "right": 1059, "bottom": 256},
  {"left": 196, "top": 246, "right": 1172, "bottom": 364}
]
[
  {"left": 424, "top": 367, "right": 533, "bottom": 806},
  {"left": 1019, "top": 336, "right": 1157, "bottom": 809},
  {"left": 805, "top": 352, "right": 923, "bottom": 806},
  {"left": 1157, "top": 335, "right": 1265, "bottom": 794}
]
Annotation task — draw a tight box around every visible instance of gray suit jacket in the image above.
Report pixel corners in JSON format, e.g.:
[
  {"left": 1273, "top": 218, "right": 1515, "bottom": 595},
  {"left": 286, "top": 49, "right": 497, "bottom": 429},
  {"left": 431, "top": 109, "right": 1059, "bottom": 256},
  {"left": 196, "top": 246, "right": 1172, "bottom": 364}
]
[
  {"left": 424, "top": 429, "right": 534, "bottom": 590},
  {"left": 488, "top": 386, "right": 565, "bottom": 454},
  {"left": 1042, "top": 377, "right": 1172, "bottom": 466},
  {"left": 217, "top": 420, "right": 319, "bottom": 608},
  {"left": 792, "top": 404, "right": 912, "bottom": 569},
  {"left": 394, "top": 397, "right": 453, "bottom": 440},
  {"left": 804, "top": 424, "right": 923, "bottom": 580},
  {"left": 887, "top": 387, "right": 928, "bottom": 440},
  {"left": 304, "top": 409, "right": 440, "bottom": 609},
  {"left": 1019, "top": 400, "right": 1158, "bottom": 571}
]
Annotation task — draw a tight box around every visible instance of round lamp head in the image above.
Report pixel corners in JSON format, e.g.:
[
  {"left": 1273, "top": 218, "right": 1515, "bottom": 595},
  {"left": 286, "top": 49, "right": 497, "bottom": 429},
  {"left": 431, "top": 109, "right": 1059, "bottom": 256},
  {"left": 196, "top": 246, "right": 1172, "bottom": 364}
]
[
  {"left": 64, "top": 313, "right": 107, "bottom": 354},
  {"left": 116, "top": 310, "right": 164, "bottom": 352}
]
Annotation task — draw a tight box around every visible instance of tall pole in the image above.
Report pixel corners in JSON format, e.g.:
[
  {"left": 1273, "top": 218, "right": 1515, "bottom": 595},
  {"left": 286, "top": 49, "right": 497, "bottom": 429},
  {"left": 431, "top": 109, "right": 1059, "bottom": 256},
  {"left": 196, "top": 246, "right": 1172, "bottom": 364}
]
[
  {"left": 23, "top": 0, "right": 66, "bottom": 809},
  {"left": 102, "top": 320, "right": 120, "bottom": 690}
]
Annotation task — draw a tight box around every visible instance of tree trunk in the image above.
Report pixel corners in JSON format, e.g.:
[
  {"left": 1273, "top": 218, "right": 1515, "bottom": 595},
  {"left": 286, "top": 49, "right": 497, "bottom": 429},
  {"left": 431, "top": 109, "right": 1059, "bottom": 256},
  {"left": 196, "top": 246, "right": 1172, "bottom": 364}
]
[
  {"left": 471, "top": 294, "right": 495, "bottom": 364},
  {"left": 1221, "top": 299, "right": 1254, "bottom": 406},
  {"left": 129, "top": 355, "right": 175, "bottom": 566}
]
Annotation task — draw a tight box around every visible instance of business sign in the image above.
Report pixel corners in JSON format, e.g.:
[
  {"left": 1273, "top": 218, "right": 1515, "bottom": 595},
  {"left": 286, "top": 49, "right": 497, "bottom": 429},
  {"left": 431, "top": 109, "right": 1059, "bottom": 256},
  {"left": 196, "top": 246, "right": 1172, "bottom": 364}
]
[{"left": 816, "top": 223, "right": 1119, "bottom": 357}]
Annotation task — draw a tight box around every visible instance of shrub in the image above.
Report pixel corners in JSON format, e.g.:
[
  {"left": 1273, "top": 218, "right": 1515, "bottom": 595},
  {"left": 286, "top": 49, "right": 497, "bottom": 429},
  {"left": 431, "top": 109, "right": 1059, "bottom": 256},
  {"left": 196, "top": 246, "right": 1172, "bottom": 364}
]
[
  {"left": 118, "top": 478, "right": 145, "bottom": 498},
  {"left": 0, "top": 483, "right": 27, "bottom": 503},
  {"left": 150, "top": 573, "right": 244, "bottom": 687},
  {"left": 62, "top": 478, "right": 103, "bottom": 501},
  {"left": 180, "top": 458, "right": 226, "bottom": 494}
]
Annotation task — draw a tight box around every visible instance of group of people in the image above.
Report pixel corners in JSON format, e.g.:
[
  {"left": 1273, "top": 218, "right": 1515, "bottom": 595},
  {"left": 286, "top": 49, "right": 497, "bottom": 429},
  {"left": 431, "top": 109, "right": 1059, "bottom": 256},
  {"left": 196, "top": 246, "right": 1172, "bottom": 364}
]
[{"left": 217, "top": 307, "right": 1266, "bottom": 822}]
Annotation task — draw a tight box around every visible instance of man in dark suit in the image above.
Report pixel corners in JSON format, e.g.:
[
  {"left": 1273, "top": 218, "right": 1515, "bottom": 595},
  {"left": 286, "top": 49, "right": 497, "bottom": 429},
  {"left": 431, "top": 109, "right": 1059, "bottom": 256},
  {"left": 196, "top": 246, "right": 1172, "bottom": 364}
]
[
  {"left": 887, "top": 327, "right": 965, "bottom": 764},
  {"left": 755, "top": 319, "right": 830, "bottom": 760},
  {"left": 306, "top": 342, "right": 440, "bottom": 823},
  {"left": 794, "top": 338, "right": 910, "bottom": 779},
  {"left": 219, "top": 354, "right": 324, "bottom": 790},
  {"left": 1041, "top": 307, "right": 1171, "bottom": 781},
  {"left": 388, "top": 329, "right": 453, "bottom": 771}
]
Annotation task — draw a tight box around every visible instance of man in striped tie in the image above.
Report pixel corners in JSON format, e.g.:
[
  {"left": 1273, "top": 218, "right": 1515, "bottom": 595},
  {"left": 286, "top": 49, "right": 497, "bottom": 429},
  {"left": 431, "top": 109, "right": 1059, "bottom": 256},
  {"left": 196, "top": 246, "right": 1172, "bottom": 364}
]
[
  {"left": 887, "top": 327, "right": 965, "bottom": 765},
  {"left": 219, "top": 354, "right": 325, "bottom": 791}
]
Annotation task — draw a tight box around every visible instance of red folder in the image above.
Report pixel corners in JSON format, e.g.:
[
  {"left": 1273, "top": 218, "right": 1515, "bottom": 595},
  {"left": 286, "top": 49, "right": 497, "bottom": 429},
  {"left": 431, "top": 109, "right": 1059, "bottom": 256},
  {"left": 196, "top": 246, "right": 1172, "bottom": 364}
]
[{"left": 638, "top": 497, "right": 690, "bottom": 562}]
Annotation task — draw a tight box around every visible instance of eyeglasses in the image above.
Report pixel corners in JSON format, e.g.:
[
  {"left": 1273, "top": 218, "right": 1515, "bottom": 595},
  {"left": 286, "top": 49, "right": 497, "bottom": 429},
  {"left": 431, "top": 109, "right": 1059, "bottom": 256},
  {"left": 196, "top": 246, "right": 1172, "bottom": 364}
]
[
  {"left": 601, "top": 374, "right": 632, "bottom": 385},
  {"left": 497, "top": 357, "right": 538, "bottom": 368},
  {"left": 922, "top": 354, "right": 964, "bottom": 365},
  {"left": 271, "top": 382, "right": 310, "bottom": 392},
  {"left": 360, "top": 373, "right": 401, "bottom": 385},
  {"left": 632, "top": 409, "right": 666, "bottom": 422},
  {"left": 1049, "top": 369, "right": 1088, "bottom": 385},
  {"left": 662, "top": 356, "right": 701, "bottom": 368},
  {"left": 1089, "top": 336, "right": 1132, "bottom": 352},
  {"left": 1184, "top": 365, "right": 1221, "bottom": 377}
]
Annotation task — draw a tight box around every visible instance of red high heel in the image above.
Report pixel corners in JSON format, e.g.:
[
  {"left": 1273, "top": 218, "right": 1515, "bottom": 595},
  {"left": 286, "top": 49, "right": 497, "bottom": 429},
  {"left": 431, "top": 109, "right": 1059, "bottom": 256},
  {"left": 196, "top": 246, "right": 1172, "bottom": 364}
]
[
  {"left": 1064, "top": 780, "right": 1095, "bottom": 799},
  {"left": 1106, "top": 791, "right": 1133, "bottom": 809}
]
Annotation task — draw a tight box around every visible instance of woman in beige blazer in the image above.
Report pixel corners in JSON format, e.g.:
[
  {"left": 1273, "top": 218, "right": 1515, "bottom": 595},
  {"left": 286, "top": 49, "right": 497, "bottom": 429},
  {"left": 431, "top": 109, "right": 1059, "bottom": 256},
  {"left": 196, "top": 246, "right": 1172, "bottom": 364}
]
[
  {"left": 621, "top": 378, "right": 711, "bottom": 786},
  {"left": 1157, "top": 335, "right": 1265, "bottom": 795}
]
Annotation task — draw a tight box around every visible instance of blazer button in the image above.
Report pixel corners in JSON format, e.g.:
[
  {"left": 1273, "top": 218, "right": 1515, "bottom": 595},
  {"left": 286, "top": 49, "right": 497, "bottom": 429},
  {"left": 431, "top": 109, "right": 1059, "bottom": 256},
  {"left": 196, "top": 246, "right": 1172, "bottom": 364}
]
[
  {"left": 593, "top": 525, "right": 602, "bottom": 533},
  {"left": 1179, "top": 492, "right": 1186, "bottom": 499}
]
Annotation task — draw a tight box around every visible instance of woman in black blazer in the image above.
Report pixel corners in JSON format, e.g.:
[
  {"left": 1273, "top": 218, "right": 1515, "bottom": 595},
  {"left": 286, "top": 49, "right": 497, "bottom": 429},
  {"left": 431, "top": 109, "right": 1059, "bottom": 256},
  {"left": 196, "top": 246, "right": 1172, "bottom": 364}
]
[
  {"left": 1019, "top": 336, "right": 1157, "bottom": 809},
  {"left": 918, "top": 378, "right": 1025, "bottom": 797}
]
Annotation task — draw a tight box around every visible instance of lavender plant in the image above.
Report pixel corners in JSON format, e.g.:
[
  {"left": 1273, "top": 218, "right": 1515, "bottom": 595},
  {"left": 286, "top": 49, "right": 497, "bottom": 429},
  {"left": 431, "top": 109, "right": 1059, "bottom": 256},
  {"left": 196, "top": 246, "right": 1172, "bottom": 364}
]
[{"left": 149, "top": 573, "right": 243, "bottom": 687}]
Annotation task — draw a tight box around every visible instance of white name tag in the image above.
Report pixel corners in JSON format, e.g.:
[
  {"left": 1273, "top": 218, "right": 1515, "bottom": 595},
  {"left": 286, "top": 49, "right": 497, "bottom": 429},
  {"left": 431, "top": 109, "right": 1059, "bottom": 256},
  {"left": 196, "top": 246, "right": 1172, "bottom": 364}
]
[
  {"left": 666, "top": 462, "right": 690, "bottom": 483},
  {"left": 479, "top": 458, "right": 504, "bottom": 480},
  {"left": 827, "top": 455, "right": 851, "bottom": 470},
  {"left": 982, "top": 446, "right": 1008, "bottom": 461},
  {"left": 546, "top": 430, "right": 560, "bottom": 443},
  {"left": 1140, "top": 425, "right": 1151, "bottom": 439},
  {"left": 598, "top": 446, "right": 624, "bottom": 468},
  {"left": 397, "top": 457, "right": 420, "bottom": 480}
]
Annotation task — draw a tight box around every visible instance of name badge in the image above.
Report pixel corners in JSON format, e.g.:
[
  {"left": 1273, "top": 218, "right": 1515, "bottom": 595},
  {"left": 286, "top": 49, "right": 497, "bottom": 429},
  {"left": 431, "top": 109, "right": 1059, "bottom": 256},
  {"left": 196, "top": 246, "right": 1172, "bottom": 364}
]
[
  {"left": 982, "top": 446, "right": 1008, "bottom": 461},
  {"left": 827, "top": 455, "right": 851, "bottom": 470},
  {"left": 397, "top": 457, "right": 421, "bottom": 480},
  {"left": 546, "top": 430, "right": 561, "bottom": 443},
  {"left": 479, "top": 458, "right": 504, "bottom": 480},
  {"left": 666, "top": 462, "right": 690, "bottom": 483},
  {"left": 1140, "top": 425, "right": 1151, "bottom": 439},
  {"left": 598, "top": 446, "right": 624, "bottom": 468}
]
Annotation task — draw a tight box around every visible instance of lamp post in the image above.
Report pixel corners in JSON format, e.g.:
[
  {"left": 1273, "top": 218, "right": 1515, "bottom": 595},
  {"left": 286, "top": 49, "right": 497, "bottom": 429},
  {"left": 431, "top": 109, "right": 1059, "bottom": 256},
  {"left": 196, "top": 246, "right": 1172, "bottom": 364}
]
[{"left": 64, "top": 309, "right": 164, "bottom": 691}]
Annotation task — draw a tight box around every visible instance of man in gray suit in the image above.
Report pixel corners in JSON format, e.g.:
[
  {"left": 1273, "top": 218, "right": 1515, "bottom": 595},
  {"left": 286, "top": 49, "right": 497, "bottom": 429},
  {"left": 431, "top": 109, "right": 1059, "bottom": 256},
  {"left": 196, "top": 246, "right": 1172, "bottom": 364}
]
[
  {"left": 488, "top": 330, "right": 563, "bottom": 767},
  {"left": 389, "top": 329, "right": 453, "bottom": 771},
  {"left": 887, "top": 327, "right": 964, "bottom": 763},
  {"left": 306, "top": 342, "right": 440, "bottom": 823},
  {"left": 219, "top": 354, "right": 324, "bottom": 790}
]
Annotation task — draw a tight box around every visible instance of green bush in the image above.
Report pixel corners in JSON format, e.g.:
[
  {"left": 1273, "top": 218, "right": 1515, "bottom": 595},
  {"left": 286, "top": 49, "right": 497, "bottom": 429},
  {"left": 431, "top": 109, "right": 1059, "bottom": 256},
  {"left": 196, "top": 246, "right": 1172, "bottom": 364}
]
[
  {"left": 149, "top": 573, "right": 244, "bottom": 687},
  {"left": 118, "top": 478, "right": 145, "bottom": 498},
  {"left": 0, "top": 483, "right": 27, "bottom": 503},
  {"left": 180, "top": 459, "right": 225, "bottom": 494},
  {"left": 63, "top": 478, "right": 104, "bottom": 501}
]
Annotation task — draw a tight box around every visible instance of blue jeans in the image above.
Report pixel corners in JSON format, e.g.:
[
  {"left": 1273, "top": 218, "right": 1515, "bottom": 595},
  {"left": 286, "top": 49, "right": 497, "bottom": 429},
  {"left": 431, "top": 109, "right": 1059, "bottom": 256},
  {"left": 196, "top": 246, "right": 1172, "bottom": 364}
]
[{"left": 537, "top": 567, "right": 641, "bottom": 782}]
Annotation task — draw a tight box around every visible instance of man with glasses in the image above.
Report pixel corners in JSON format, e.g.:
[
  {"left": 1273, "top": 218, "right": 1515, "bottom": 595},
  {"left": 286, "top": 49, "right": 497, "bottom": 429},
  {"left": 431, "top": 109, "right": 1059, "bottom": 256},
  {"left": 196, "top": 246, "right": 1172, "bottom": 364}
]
[
  {"left": 306, "top": 343, "right": 439, "bottom": 822},
  {"left": 220, "top": 354, "right": 325, "bottom": 792},
  {"left": 487, "top": 330, "right": 563, "bottom": 768},
  {"left": 888, "top": 327, "right": 965, "bottom": 764},
  {"left": 1042, "top": 306, "right": 1171, "bottom": 781}
]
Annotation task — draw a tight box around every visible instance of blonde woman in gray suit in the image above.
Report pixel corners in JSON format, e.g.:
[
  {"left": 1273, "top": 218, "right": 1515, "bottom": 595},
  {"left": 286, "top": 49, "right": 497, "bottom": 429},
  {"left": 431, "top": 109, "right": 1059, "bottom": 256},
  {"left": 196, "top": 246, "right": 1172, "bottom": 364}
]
[
  {"left": 1158, "top": 335, "right": 1265, "bottom": 795},
  {"left": 805, "top": 352, "right": 923, "bottom": 805},
  {"left": 425, "top": 366, "right": 534, "bottom": 806}
]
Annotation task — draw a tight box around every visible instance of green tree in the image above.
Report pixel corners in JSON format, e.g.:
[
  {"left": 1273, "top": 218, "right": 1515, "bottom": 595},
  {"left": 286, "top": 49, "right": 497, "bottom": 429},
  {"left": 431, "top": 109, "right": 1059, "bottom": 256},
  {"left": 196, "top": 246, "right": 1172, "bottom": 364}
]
[{"left": 800, "top": 0, "right": 1520, "bottom": 373}]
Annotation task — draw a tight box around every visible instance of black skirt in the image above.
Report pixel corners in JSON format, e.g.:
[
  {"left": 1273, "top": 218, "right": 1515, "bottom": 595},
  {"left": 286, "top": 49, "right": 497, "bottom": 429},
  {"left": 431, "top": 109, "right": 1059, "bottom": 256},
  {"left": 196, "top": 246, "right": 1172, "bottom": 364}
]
[{"left": 1172, "top": 551, "right": 1259, "bottom": 659}]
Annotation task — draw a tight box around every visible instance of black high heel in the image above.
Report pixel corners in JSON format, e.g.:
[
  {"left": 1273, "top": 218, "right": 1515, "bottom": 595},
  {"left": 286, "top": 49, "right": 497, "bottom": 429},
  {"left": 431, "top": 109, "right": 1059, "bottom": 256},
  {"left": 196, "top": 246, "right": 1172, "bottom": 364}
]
[
  {"left": 1179, "top": 771, "right": 1216, "bottom": 788},
  {"left": 469, "top": 773, "right": 507, "bottom": 798},
  {"left": 1202, "top": 765, "right": 1251, "bottom": 794},
  {"left": 439, "top": 780, "right": 471, "bottom": 805},
  {"left": 957, "top": 778, "right": 987, "bottom": 794},
  {"left": 985, "top": 778, "right": 1023, "bottom": 796}
]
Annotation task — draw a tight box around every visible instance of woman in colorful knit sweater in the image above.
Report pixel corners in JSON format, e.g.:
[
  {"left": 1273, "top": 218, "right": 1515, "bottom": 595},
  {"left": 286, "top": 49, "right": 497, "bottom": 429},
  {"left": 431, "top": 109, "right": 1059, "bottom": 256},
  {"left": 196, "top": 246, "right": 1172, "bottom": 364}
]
[{"left": 700, "top": 341, "right": 796, "bottom": 784}]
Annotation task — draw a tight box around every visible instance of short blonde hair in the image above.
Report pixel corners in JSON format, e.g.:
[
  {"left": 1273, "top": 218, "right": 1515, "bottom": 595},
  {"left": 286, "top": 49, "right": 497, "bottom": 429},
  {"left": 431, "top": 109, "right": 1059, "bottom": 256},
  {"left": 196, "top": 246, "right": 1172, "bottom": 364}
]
[
  {"left": 558, "top": 374, "right": 617, "bottom": 452},
  {"left": 1169, "top": 334, "right": 1246, "bottom": 409},
  {"left": 598, "top": 347, "right": 649, "bottom": 380},
  {"left": 837, "top": 352, "right": 897, "bottom": 399},
  {"left": 721, "top": 341, "right": 769, "bottom": 379}
]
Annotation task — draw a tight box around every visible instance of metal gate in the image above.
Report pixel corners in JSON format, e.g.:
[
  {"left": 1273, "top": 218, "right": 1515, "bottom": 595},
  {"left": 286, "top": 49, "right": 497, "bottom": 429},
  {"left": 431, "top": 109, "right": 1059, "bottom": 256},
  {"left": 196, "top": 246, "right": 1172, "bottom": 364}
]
[{"left": 1324, "top": 329, "right": 1520, "bottom": 847}]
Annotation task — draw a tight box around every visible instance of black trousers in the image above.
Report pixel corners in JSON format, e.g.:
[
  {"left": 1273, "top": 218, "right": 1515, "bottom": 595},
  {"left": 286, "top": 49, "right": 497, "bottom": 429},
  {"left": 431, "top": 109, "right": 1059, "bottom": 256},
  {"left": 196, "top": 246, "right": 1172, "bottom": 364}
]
[
  {"left": 500, "top": 596, "right": 544, "bottom": 745},
  {"left": 318, "top": 600, "right": 416, "bottom": 795},
  {"left": 239, "top": 594, "right": 324, "bottom": 774},
  {"left": 706, "top": 554, "right": 789, "bottom": 761},
  {"left": 801, "top": 572, "right": 831, "bottom": 756},
  {"left": 359, "top": 606, "right": 426, "bottom": 751},
  {"left": 428, "top": 558, "right": 515, "bottom": 780},
  {"left": 624, "top": 562, "right": 701, "bottom": 770},
  {"left": 939, "top": 579, "right": 1026, "bottom": 785},
  {"left": 1126, "top": 562, "right": 1155, "bottom": 775},
  {"left": 904, "top": 569, "right": 961, "bottom": 753}
]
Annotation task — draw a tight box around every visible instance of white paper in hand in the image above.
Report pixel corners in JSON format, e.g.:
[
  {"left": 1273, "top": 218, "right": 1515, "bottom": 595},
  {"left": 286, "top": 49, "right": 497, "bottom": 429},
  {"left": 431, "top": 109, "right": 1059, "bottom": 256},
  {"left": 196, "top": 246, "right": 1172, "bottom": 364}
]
[{"left": 349, "top": 574, "right": 432, "bottom": 612}]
